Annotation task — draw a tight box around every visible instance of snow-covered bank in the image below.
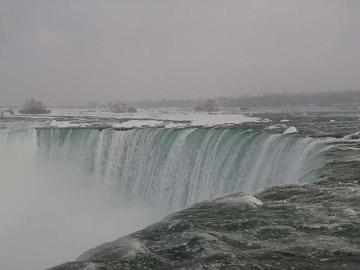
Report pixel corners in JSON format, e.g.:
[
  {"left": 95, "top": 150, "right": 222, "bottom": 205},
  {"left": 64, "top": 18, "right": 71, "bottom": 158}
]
[{"left": 12, "top": 107, "right": 260, "bottom": 128}]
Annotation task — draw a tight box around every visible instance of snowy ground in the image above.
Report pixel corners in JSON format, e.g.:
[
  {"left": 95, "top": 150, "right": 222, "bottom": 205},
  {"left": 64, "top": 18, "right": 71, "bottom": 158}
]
[{"left": 2, "top": 107, "right": 260, "bottom": 128}]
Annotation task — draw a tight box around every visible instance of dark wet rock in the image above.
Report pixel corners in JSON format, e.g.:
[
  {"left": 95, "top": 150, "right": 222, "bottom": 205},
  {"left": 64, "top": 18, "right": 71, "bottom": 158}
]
[{"left": 50, "top": 178, "right": 360, "bottom": 270}]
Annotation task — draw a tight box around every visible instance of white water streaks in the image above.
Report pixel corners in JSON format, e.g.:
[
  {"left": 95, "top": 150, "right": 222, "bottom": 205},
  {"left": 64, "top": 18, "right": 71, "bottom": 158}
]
[{"left": 35, "top": 127, "right": 330, "bottom": 212}]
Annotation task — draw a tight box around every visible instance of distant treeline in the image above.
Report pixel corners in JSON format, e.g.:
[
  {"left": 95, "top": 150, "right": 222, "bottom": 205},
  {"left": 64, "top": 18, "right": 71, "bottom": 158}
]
[{"left": 132, "top": 90, "right": 360, "bottom": 108}]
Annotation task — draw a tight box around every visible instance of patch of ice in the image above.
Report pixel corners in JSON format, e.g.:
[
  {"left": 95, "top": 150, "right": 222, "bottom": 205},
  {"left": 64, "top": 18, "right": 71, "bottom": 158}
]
[
  {"left": 165, "top": 122, "right": 187, "bottom": 128},
  {"left": 113, "top": 120, "right": 165, "bottom": 128},
  {"left": 50, "top": 120, "right": 58, "bottom": 127},
  {"left": 265, "top": 124, "right": 287, "bottom": 130},
  {"left": 283, "top": 126, "right": 298, "bottom": 134},
  {"left": 262, "top": 118, "right": 272, "bottom": 123},
  {"left": 280, "top": 119, "right": 290, "bottom": 122},
  {"left": 50, "top": 120, "right": 73, "bottom": 128},
  {"left": 50, "top": 120, "right": 90, "bottom": 128},
  {"left": 187, "top": 113, "right": 258, "bottom": 126}
]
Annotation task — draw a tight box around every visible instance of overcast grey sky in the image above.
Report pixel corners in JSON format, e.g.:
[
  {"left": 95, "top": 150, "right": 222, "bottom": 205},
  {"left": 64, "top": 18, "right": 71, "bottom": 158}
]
[{"left": 1, "top": 0, "right": 359, "bottom": 105}]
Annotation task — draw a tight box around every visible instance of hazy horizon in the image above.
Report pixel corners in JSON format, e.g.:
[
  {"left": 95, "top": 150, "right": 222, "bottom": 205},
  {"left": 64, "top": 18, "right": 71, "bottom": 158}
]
[{"left": 1, "top": 0, "right": 359, "bottom": 106}]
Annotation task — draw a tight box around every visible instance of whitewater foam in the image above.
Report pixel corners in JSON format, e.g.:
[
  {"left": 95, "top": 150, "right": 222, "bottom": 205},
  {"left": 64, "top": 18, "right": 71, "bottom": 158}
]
[{"left": 34, "top": 127, "right": 330, "bottom": 211}]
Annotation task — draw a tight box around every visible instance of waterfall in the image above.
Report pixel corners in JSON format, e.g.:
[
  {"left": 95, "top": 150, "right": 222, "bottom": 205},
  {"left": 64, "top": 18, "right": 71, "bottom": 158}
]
[{"left": 32, "top": 127, "right": 330, "bottom": 211}]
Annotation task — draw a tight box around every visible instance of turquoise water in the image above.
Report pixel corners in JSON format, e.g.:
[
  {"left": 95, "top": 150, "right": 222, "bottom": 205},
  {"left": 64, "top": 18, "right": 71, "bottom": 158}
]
[{"left": 34, "top": 127, "right": 330, "bottom": 211}]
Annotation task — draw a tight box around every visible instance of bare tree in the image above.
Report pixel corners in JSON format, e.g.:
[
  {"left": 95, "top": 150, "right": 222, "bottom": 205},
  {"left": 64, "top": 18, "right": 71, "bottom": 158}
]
[
  {"left": 127, "top": 107, "right": 137, "bottom": 113},
  {"left": 194, "top": 99, "right": 218, "bottom": 112},
  {"left": 19, "top": 98, "right": 51, "bottom": 114},
  {"left": 110, "top": 100, "right": 128, "bottom": 113},
  {"left": 110, "top": 100, "right": 137, "bottom": 113}
]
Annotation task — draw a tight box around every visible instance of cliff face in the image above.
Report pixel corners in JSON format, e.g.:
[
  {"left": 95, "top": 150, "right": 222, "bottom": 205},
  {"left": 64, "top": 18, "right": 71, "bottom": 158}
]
[{"left": 50, "top": 178, "right": 360, "bottom": 270}]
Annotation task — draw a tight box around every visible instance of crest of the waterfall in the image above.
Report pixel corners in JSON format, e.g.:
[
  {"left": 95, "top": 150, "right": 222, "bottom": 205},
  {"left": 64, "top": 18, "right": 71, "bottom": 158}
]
[{"left": 36, "top": 127, "right": 331, "bottom": 212}]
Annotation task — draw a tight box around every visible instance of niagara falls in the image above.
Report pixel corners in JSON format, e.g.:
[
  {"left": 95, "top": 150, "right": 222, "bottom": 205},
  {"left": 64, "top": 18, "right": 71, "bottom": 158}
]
[{"left": 1, "top": 1, "right": 359, "bottom": 269}]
